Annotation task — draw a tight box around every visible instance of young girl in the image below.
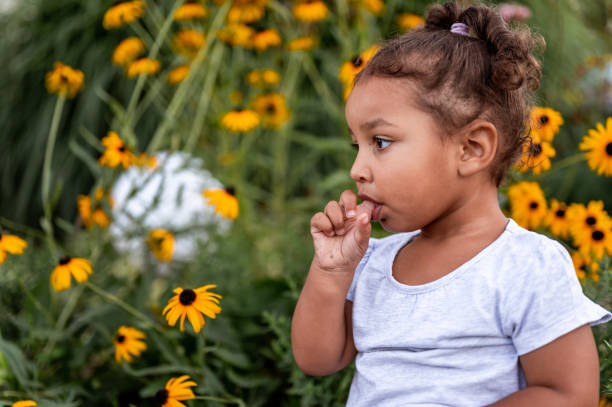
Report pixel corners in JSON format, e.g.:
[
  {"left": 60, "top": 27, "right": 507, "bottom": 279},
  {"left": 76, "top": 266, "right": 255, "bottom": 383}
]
[{"left": 291, "top": 2, "right": 612, "bottom": 406}]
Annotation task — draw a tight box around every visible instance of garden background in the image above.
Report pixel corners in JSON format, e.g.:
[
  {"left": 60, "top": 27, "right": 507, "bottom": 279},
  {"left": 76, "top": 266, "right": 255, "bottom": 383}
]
[{"left": 2, "top": 0, "right": 612, "bottom": 406}]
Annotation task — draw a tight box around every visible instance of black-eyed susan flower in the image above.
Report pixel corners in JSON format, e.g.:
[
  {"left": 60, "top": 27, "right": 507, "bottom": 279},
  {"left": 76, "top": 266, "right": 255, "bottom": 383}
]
[
  {"left": 202, "top": 187, "right": 239, "bottom": 219},
  {"left": 571, "top": 251, "right": 600, "bottom": 283},
  {"left": 397, "top": 13, "right": 425, "bottom": 31},
  {"left": 515, "top": 139, "right": 556, "bottom": 175},
  {"left": 167, "top": 64, "right": 190, "bottom": 85},
  {"left": 362, "top": 0, "right": 384, "bottom": 15},
  {"left": 567, "top": 201, "right": 610, "bottom": 237},
  {"left": 287, "top": 36, "right": 316, "bottom": 51},
  {"left": 251, "top": 93, "right": 290, "bottom": 128},
  {"left": 573, "top": 217, "right": 612, "bottom": 260},
  {"left": 11, "top": 401, "right": 37, "bottom": 407},
  {"left": 339, "top": 45, "right": 379, "bottom": 85},
  {"left": 579, "top": 117, "right": 612, "bottom": 176},
  {"left": 293, "top": 0, "right": 329, "bottom": 22},
  {"left": 507, "top": 181, "right": 548, "bottom": 230},
  {"left": 103, "top": 1, "right": 145, "bottom": 29},
  {"left": 217, "top": 23, "right": 254, "bottom": 48},
  {"left": 45, "top": 62, "right": 85, "bottom": 98},
  {"left": 246, "top": 69, "right": 280, "bottom": 88},
  {"left": 114, "top": 326, "right": 147, "bottom": 363},
  {"left": 146, "top": 229, "right": 175, "bottom": 262},
  {"left": 50, "top": 257, "right": 93, "bottom": 291},
  {"left": 112, "top": 37, "right": 145, "bottom": 67},
  {"left": 155, "top": 375, "right": 197, "bottom": 407},
  {"left": 599, "top": 395, "right": 612, "bottom": 407},
  {"left": 174, "top": 0, "right": 208, "bottom": 21},
  {"left": 221, "top": 109, "right": 260, "bottom": 132},
  {"left": 99, "top": 131, "right": 135, "bottom": 169},
  {"left": 77, "top": 187, "right": 114, "bottom": 229},
  {"left": 0, "top": 233, "right": 27, "bottom": 264},
  {"left": 227, "top": 0, "right": 267, "bottom": 23},
  {"left": 162, "top": 285, "right": 222, "bottom": 332},
  {"left": 126, "top": 58, "right": 161, "bottom": 78},
  {"left": 173, "top": 29, "right": 205, "bottom": 60},
  {"left": 546, "top": 199, "right": 570, "bottom": 239},
  {"left": 252, "top": 29, "right": 282, "bottom": 51},
  {"left": 528, "top": 106, "right": 563, "bottom": 143}
]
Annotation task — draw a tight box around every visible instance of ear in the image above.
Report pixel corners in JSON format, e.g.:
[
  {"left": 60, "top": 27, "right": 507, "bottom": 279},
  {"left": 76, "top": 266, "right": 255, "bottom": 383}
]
[{"left": 455, "top": 120, "right": 498, "bottom": 177}]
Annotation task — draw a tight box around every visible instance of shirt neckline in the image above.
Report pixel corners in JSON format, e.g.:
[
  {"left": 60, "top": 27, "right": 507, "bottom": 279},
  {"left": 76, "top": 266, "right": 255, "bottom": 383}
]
[{"left": 385, "top": 218, "right": 516, "bottom": 294}]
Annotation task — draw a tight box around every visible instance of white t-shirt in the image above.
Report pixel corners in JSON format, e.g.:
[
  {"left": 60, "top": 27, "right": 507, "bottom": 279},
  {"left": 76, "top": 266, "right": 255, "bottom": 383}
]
[{"left": 346, "top": 218, "right": 611, "bottom": 407}]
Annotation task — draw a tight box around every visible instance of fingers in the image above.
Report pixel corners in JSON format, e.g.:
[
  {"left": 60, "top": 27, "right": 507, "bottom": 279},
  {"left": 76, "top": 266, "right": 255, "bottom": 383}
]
[
  {"left": 339, "top": 190, "right": 358, "bottom": 219},
  {"left": 324, "top": 201, "right": 346, "bottom": 235}
]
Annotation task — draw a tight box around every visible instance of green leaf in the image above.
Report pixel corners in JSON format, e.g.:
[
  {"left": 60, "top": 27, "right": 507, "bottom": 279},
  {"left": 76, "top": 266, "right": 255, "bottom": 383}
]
[{"left": 206, "top": 346, "right": 250, "bottom": 368}]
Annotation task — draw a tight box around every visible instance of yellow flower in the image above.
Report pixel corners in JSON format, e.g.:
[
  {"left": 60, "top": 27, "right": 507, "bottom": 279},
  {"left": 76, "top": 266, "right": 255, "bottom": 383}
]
[
  {"left": 567, "top": 201, "right": 610, "bottom": 240},
  {"left": 167, "top": 64, "right": 190, "bottom": 85},
  {"left": 174, "top": 1, "right": 208, "bottom": 21},
  {"left": 50, "top": 257, "right": 93, "bottom": 291},
  {"left": 155, "top": 375, "right": 197, "bottom": 407},
  {"left": 573, "top": 217, "right": 612, "bottom": 260},
  {"left": 528, "top": 106, "right": 563, "bottom": 143},
  {"left": 251, "top": 93, "right": 290, "bottom": 128},
  {"left": 12, "top": 401, "right": 37, "bottom": 407},
  {"left": 114, "top": 326, "right": 147, "bottom": 363},
  {"left": 599, "top": 395, "right": 612, "bottom": 407},
  {"left": 99, "top": 131, "right": 135, "bottom": 169},
  {"left": 363, "top": 0, "right": 384, "bottom": 15},
  {"left": 103, "top": 1, "right": 145, "bottom": 29},
  {"left": 221, "top": 109, "right": 260, "bottom": 132},
  {"left": 571, "top": 251, "right": 600, "bottom": 283},
  {"left": 112, "top": 37, "right": 145, "bottom": 67},
  {"left": 173, "top": 29, "right": 206, "bottom": 60},
  {"left": 339, "top": 45, "right": 379, "bottom": 85},
  {"left": 546, "top": 199, "right": 570, "bottom": 239},
  {"left": 227, "top": 0, "right": 267, "bottom": 23},
  {"left": 253, "top": 29, "right": 282, "bottom": 51},
  {"left": 507, "top": 181, "right": 548, "bottom": 230},
  {"left": 287, "top": 36, "right": 316, "bottom": 51},
  {"left": 126, "top": 58, "right": 161, "bottom": 78},
  {"left": 515, "top": 140, "right": 556, "bottom": 175},
  {"left": 77, "top": 187, "right": 113, "bottom": 229},
  {"left": 134, "top": 152, "right": 158, "bottom": 169},
  {"left": 217, "top": 23, "right": 254, "bottom": 47},
  {"left": 397, "top": 13, "right": 425, "bottom": 31},
  {"left": 146, "top": 229, "right": 175, "bottom": 262},
  {"left": 579, "top": 117, "right": 612, "bottom": 176},
  {"left": 246, "top": 69, "right": 281, "bottom": 88},
  {"left": 203, "top": 187, "right": 239, "bottom": 219},
  {"left": 0, "top": 233, "right": 27, "bottom": 264},
  {"left": 162, "top": 285, "right": 222, "bottom": 332},
  {"left": 293, "top": 0, "right": 329, "bottom": 22},
  {"left": 45, "top": 62, "right": 85, "bottom": 98}
]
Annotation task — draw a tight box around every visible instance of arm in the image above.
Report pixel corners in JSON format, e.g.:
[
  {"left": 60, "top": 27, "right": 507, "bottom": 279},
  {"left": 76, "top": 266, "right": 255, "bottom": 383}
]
[
  {"left": 486, "top": 324, "right": 599, "bottom": 407},
  {"left": 291, "top": 190, "right": 373, "bottom": 376}
]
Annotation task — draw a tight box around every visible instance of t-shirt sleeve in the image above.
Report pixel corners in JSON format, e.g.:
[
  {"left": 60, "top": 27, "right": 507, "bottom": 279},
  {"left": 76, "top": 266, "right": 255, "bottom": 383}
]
[
  {"left": 503, "top": 237, "right": 612, "bottom": 356},
  {"left": 346, "top": 238, "right": 377, "bottom": 302}
]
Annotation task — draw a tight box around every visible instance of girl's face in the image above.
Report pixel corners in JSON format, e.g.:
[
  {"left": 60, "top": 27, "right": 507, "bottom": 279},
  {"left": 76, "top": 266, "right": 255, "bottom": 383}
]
[{"left": 346, "top": 76, "right": 462, "bottom": 233}]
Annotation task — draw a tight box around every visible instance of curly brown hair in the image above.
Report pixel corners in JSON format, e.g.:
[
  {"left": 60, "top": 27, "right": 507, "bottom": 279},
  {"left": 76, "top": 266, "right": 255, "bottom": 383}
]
[{"left": 354, "top": 1, "right": 544, "bottom": 187}]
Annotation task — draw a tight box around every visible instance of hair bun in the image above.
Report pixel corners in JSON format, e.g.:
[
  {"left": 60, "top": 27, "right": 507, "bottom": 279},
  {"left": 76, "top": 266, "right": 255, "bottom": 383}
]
[{"left": 425, "top": 2, "right": 461, "bottom": 30}]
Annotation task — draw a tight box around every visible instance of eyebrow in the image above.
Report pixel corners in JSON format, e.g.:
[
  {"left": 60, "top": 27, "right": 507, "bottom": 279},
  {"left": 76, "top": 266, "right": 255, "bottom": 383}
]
[{"left": 347, "top": 118, "right": 398, "bottom": 136}]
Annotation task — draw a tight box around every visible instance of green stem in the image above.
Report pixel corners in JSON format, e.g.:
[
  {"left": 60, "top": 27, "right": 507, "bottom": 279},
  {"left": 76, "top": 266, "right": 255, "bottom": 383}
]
[
  {"left": 85, "top": 282, "right": 164, "bottom": 333},
  {"left": 42, "top": 95, "right": 66, "bottom": 220},
  {"left": 193, "top": 396, "right": 246, "bottom": 406},
  {"left": 0, "top": 216, "right": 46, "bottom": 240},
  {"left": 42, "top": 284, "right": 85, "bottom": 355},
  {"left": 13, "top": 271, "right": 53, "bottom": 325},
  {"left": 184, "top": 41, "right": 226, "bottom": 153}
]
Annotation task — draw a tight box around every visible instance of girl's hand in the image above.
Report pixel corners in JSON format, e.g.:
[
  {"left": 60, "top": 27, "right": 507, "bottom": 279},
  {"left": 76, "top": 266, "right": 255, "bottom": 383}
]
[{"left": 310, "top": 190, "right": 375, "bottom": 272}]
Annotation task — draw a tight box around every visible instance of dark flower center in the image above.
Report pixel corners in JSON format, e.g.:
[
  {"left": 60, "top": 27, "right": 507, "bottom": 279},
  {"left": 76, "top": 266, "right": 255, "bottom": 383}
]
[
  {"left": 555, "top": 209, "right": 565, "bottom": 218},
  {"left": 529, "top": 202, "right": 539, "bottom": 210},
  {"left": 113, "top": 0, "right": 127, "bottom": 6},
  {"left": 59, "top": 73, "right": 69, "bottom": 83},
  {"left": 59, "top": 256, "right": 71, "bottom": 265},
  {"left": 586, "top": 216, "right": 596, "bottom": 226},
  {"left": 225, "top": 186, "right": 236, "bottom": 196},
  {"left": 266, "top": 103, "right": 276, "bottom": 113},
  {"left": 592, "top": 230, "right": 604, "bottom": 241},
  {"left": 155, "top": 389, "right": 169, "bottom": 405},
  {"left": 351, "top": 55, "right": 363, "bottom": 68},
  {"left": 539, "top": 115, "right": 549, "bottom": 125},
  {"left": 530, "top": 143, "right": 542, "bottom": 157},
  {"left": 119, "top": 146, "right": 126, "bottom": 152},
  {"left": 116, "top": 335, "right": 126, "bottom": 343},
  {"left": 606, "top": 142, "right": 612, "bottom": 156},
  {"left": 179, "top": 289, "right": 197, "bottom": 305}
]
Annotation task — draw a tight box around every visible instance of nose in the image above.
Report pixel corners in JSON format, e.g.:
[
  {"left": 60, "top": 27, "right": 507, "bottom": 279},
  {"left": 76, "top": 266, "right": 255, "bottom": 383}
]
[{"left": 350, "top": 150, "right": 372, "bottom": 183}]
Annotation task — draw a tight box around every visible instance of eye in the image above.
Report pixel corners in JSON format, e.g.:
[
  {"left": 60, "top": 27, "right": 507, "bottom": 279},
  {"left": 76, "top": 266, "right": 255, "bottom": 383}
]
[{"left": 374, "top": 136, "right": 392, "bottom": 150}]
